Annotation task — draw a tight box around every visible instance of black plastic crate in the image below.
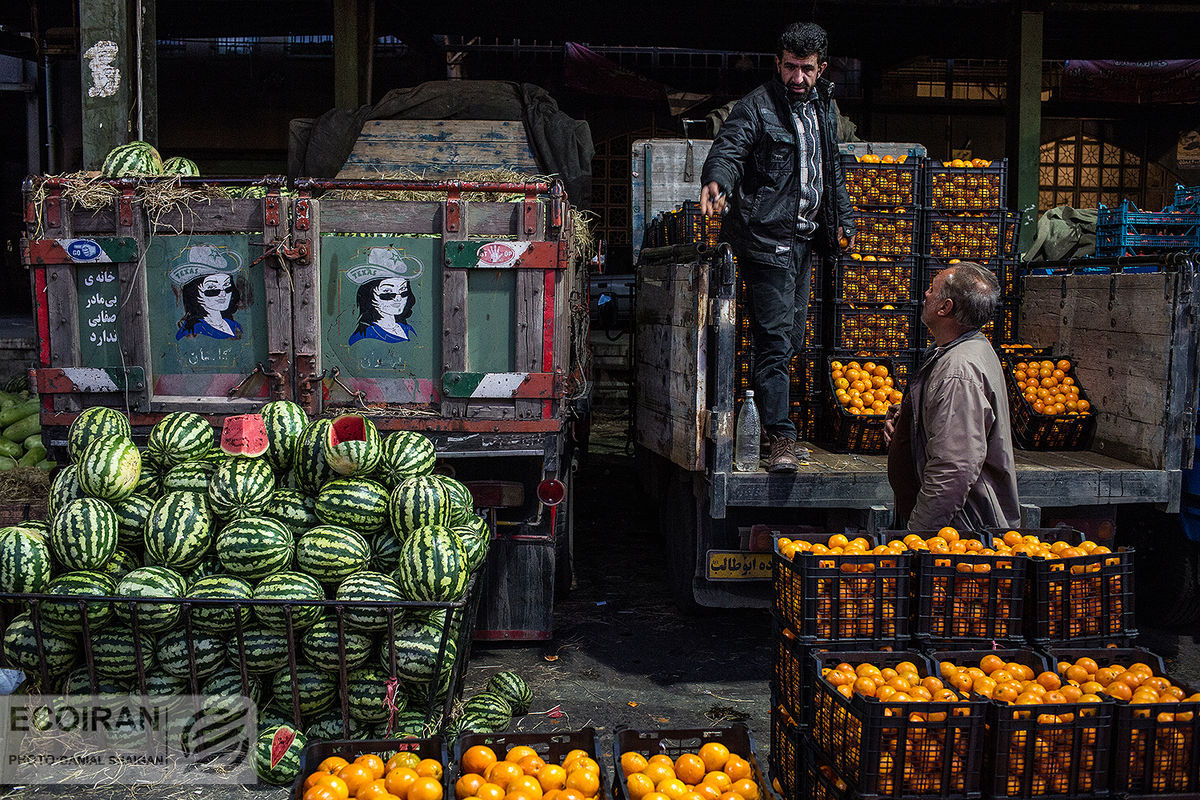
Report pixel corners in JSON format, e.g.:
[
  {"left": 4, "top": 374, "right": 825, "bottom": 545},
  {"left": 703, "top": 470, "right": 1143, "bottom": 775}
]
[
  {"left": 842, "top": 157, "right": 924, "bottom": 208},
  {"left": 667, "top": 201, "right": 724, "bottom": 248},
  {"left": 924, "top": 212, "right": 1006, "bottom": 261},
  {"left": 290, "top": 736, "right": 449, "bottom": 800},
  {"left": 836, "top": 256, "right": 918, "bottom": 303},
  {"left": 809, "top": 650, "right": 986, "bottom": 800},
  {"left": 802, "top": 734, "right": 854, "bottom": 800},
  {"left": 1046, "top": 647, "right": 1200, "bottom": 800},
  {"left": 612, "top": 724, "right": 768, "bottom": 800},
  {"left": 824, "top": 354, "right": 913, "bottom": 454},
  {"left": 1002, "top": 353, "right": 1098, "bottom": 451},
  {"left": 854, "top": 209, "right": 921, "bottom": 257},
  {"left": 834, "top": 303, "right": 918, "bottom": 351},
  {"left": 924, "top": 160, "right": 1008, "bottom": 211},
  {"left": 1001, "top": 211, "right": 1022, "bottom": 259},
  {"left": 920, "top": 257, "right": 1016, "bottom": 297},
  {"left": 455, "top": 728, "right": 604, "bottom": 785},
  {"left": 790, "top": 399, "right": 825, "bottom": 442},
  {"left": 789, "top": 350, "right": 826, "bottom": 399},
  {"left": 773, "top": 533, "right": 911, "bottom": 645},
  {"left": 998, "top": 302, "right": 1019, "bottom": 345},
  {"left": 831, "top": 350, "right": 918, "bottom": 392},
  {"left": 985, "top": 527, "right": 1137, "bottom": 646},
  {"left": 879, "top": 529, "right": 1027, "bottom": 646},
  {"left": 772, "top": 699, "right": 804, "bottom": 800}
]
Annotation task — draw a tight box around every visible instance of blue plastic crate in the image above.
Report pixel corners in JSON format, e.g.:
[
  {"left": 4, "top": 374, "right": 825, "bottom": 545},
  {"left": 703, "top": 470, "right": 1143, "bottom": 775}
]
[
  {"left": 1172, "top": 183, "right": 1199, "bottom": 214},
  {"left": 1094, "top": 199, "right": 1200, "bottom": 257}
]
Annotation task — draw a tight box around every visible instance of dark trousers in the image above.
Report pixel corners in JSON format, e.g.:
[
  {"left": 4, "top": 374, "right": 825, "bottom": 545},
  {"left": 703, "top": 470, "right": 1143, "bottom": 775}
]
[{"left": 742, "top": 243, "right": 814, "bottom": 439}]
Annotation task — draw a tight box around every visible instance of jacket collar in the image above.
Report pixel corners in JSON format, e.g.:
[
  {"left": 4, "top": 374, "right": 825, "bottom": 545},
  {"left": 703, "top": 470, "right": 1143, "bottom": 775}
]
[{"left": 767, "top": 74, "right": 835, "bottom": 107}]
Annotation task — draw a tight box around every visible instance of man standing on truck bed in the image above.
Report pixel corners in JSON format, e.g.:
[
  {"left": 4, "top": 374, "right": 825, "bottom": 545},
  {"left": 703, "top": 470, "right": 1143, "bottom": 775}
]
[
  {"left": 885, "top": 263, "right": 1021, "bottom": 531},
  {"left": 700, "top": 22, "right": 855, "bottom": 473}
]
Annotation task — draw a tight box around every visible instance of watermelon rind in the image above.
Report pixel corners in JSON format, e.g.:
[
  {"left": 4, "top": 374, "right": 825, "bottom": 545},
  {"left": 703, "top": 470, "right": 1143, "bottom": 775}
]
[
  {"left": 315, "top": 477, "right": 389, "bottom": 534},
  {"left": 254, "top": 725, "right": 306, "bottom": 785},
  {"left": 208, "top": 457, "right": 276, "bottom": 521},
  {"left": 50, "top": 497, "right": 119, "bottom": 571},
  {"left": 377, "top": 612, "right": 455, "bottom": 684},
  {"left": 324, "top": 414, "right": 382, "bottom": 477},
  {"left": 97, "top": 547, "right": 140, "bottom": 584},
  {"left": 263, "top": 488, "right": 319, "bottom": 534},
  {"left": 215, "top": 517, "right": 294, "bottom": 581},
  {"left": 155, "top": 629, "right": 227, "bottom": 679},
  {"left": 40, "top": 570, "right": 117, "bottom": 633},
  {"left": 162, "top": 460, "right": 218, "bottom": 494},
  {"left": 375, "top": 431, "right": 437, "bottom": 489},
  {"left": 305, "top": 710, "right": 367, "bottom": 742},
  {"left": 112, "top": 493, "right": 156, "bottom": 547},
  {"left": 370, "top": 532, "right": 403, "bottom": 573},
  {"left": 295, "top": 525, "right": 370, "bottom": 584},
  {"left": 62, "top": 664, "right": 131, "bottom": 697},
  {"left": 48, "top": 465, "right": 86, "bottom": 520},
  {"left": 76, "top": 436, "right": 141, "bottom": 503},
  {"left": 345, "top": 665, "right": 399, "bottom": 724},
  {"left": 161, "top": 156, "right": 200, "bottom": 176},
  {"left": 68, "top": 407, "right": 133, "bottom": 463},
  {"left": 0, "top": 526, "right": 53, "bottom": 594},
  {"left": 252, "top": 572, "right": 325, "bottom": 632},
  {"left": 293, "top": 419, "right": 335, "bottom": 495},
  {"left": 389, "top": 475, "right": 453, "bottom": 538},
  {"left": 90, "top": 623, "right": 156, "bottom": 680},
  {"left": 435, "top": 475, "right": 476, "bottom": 526},
  {"left": 335, "top": 571, "right": 405, "bottom": 632},
  {"left": 146, "top": 412, "right": 214, "bottom": 469},
  {"left": 393, "top": 525, "right": 468, "bottom": 602},
  {"left": 143, "top": 491, "right": 213, "bottom": 570},
  {"left": 259, "top": 401, "right": 308, "bottom": 474},
  {"left": 3, "top": 612, "right": 78, "bottom": 677},
  {"left": 186, "top": 574, "right": 254, "bottom": 634},
  {"left": 300, "top": 617, "right": 373, "bottom": 672},
  {"left": 270, "top": 666, "right": 337, "bottom": 717},
  {"left": 114, "top": 566, "right": 187, "bottom": 633},
  {"left": 201, "top": 664, "right": 263, "bottom": 706},
  {"left": 137, "top": 667, "right": 190, "bottom": 699},
  {"left": 101, "top": 141, "right": 163, "bottom": 177},
  {"left": 225, "top": 625, "right": 292, "bottom": 675},
  {"left": 487, "top": 670, "right": 533, "bottom": 715}
]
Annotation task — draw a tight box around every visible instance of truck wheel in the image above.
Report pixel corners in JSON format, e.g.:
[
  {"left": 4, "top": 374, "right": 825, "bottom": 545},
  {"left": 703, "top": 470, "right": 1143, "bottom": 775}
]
[
  {"left": 663, "top": 470, "right": 704, "bottom": 616},
  {"left": 553, "top": 466, "right": 575, "bottom": 600}
]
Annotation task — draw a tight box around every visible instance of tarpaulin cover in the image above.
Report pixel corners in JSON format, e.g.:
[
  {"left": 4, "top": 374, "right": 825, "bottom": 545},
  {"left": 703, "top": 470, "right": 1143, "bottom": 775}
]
[
  {"left": 288, "top": 80, "right": 594, "bottom": 208},
  {"left": 1022, "top": 206, "right": 1098, "bottom": 262}
]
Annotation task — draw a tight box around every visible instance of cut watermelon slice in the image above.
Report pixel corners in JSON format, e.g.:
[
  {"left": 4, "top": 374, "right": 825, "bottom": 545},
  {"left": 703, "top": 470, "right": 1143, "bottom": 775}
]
[
  {"left": 325, "top": 414, "right": 381, "bottom": 476},
  {"left": 269, "top": 726, "right": 296, "bottom": 769},
  {"left": 220, "top": 414, "right": 270, "bottom": 457}
]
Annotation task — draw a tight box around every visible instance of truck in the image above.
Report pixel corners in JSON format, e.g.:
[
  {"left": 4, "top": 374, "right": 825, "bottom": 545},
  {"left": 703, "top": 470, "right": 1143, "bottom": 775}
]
[
  {"left": 631, "top": 137, "right": 1200, "bottom": 613},
  {"left": 21, "top": 150, "right": 590, "bottom": 641}
]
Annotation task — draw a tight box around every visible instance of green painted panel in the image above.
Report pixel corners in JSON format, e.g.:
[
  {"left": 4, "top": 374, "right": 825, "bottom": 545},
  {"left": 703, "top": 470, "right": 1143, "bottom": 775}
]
[
  {"left": 77, "top": 265, "right": 122, "bottom": 368},
  {"left": 466, "top": 268, "right": 516, "bottom": 373},
  {"left": 319, "top": 236, "right": 440, "bottom": 404},
  {"left": 144, "top": 235, "right": 269, "bottom": 396}
]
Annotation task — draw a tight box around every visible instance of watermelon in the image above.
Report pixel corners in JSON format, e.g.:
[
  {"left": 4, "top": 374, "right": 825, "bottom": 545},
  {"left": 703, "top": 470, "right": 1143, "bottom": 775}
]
[
  {"left": 226, "top": 625, "right": 292, "bottom": 675},
  {"left": 101, "top": 141, "right": 163, "bottom": 177},
  {"left": 143, "top": 491, "right": 213, "bottom": 569},
  {"left": 67, "top": 407, "right": 133, "bottom": 462},
  {"left": 393, "top": 525, "right": 468, "bottom": 602},
  {"left": 254, "top": 725, "right": 305, "bottom": 786},
  {"left": 162, "top": 460, "right": 218, "bottom": 493},
  {"left": 305, "top": 710, "right": 367, "bottom": 741},
  {"left": 271, "top": 666, "right": 338, "bottom": 717},
  {"left": 488, "top": 670, "right": 533, "bottom": 715},
  {"left": 219, "top": 414, "right": 269, "bottom": 457},
  {"left": 91, "top": 624, "right": 155, "bottom": 680},
  {"left": 256, "top": 706, "right": 298, "bottom": 737},
  {"left": 252, "top": 572, "right": 325, "bottom": 631},
  {"left": 300, "top": 617, "right": 374, "bottom": 672},
  {"left": 62, "top": 664, "right": 130, "bottom": 697},
  {"left": 436, "top": 475, "right": 476, "bottom": 526},
  {"left": 295, "top": 525, "right": 370, "bottom": 584},
  {"left": 325, "top": 414, "right": 382, "bottom": 477},
  {"left": 375, "top": 431, "right": 437, "bottom": 488},
  {"left": 50, "top": 497, "right": 119, "bottom": 571},
  {"left": 112, "top": 493, "right": 155, "bottom": 547},
  {"left": 335, "top": 571, "right": 405, "bottom": 632},
  {"left": 345, "top": 665, "right": 399, "bottom": 724},
  {"left": 187, "top": 554, "right": 226, "bottom": 586},
  {"left": 263, "top": 489, "right": 318, "bottom": 534},
  {"left": 186, "top": 574, "right": 253, "bottom": 634},
  {"left": 370, "top": 531, "right": 403, "bottom": 573},
  {"left": 377, "top": 612, "right": 455, "bottom": 684},
  {"left": 162, "top": 156, "right": 200, "bottom": 176},
  {"left": 156, "top": 629, "right": 227, "bottom": 679},
  {"left": 386, "top": 710, "right": 428, "bottom": 739},
  {"left": 454, "top": 517, "right": 490, "bottom": 573},
  {"left": 138, "top": 667, "right": 190, "bottom": 698},
  {"left": 114, "top": 566, "right": 187, "bottom": 633},
  {"left": 3, "top": 612, "right": 78, "bottom": 676},
  {"left": 76, "top": 436, "right": 141, "bottom": 503},
  {"left": 389, "top": 475, "right": 453, "bottom": 538},
  {"left": 146, "top": 412, "right": 214, "bottom": 468},
  {"left": 97, "top": 547, "right": 140, "bottom": 584},
  {"left": 461, "top": 692, "right": 511, "bottom": 727},
  {"left": 215, "top": 517, "right": 294, "bottom": 580},
  {"left": 208, "top": 457, "right": 275, "bottom": 521},
  {"left": 315, "top": 478, "right": 389, "bottom": 534},
  {"left": 201, "top": 664, "right": 263, "bottom": 705},
  {"left": 294, "top": 419, "right": 336, "bottom": 495},
  {"left": 48, "top": 465, "right": 86, "bottom": 520},
  {"left": 0, "top": 526, "right": 53, "bottom": 593},
  {"left": 259, "top": 401, "right": 308, "bottom": 474},
  {"left": 134, "top": 457, "right": 164, "bottom": 499},
  {"left": 40, "top": 570, "right": 116, "bottom": 633}
]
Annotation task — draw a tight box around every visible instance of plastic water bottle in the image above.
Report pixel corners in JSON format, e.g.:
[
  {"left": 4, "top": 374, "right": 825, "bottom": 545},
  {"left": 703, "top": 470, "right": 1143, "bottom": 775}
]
[{"left": 734, "top": 390, "right": 761, "bottom": 472}]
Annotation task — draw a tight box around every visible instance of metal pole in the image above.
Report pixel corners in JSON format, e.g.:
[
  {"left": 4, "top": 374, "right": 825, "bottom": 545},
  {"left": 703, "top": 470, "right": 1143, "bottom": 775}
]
[{"left": 42, "top": 43, "right": 56, "bottom": 174}]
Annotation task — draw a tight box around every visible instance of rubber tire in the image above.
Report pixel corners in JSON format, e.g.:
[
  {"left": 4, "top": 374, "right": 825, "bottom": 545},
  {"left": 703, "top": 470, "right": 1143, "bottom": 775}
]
[
  {"left": 553, "top": 466, "right": 575, "bottom": 600},
  {"left": 663, "top": 469, "right": 705, "bottom": 616}
]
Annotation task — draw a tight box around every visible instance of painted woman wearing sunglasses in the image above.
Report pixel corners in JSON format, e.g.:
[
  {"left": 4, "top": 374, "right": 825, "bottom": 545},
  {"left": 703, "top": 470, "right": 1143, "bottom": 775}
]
[
  {"left": 176, "top": 272, "right": 243, "bottom": 340},
  {"left": 349, "top": 276, "right": 416, "bottom": 345}
]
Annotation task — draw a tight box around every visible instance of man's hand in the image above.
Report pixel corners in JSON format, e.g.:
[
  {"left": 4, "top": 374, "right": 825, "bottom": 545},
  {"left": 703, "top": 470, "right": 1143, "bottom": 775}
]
[
  {"left": 700, "top": 182, "right": 726, "bottom": 216},
  {"left": 883, "top": 402, "right": 901, "bottom": 446},
  {"left": 838, "top": 226, "right": 855, "bottom": 253}
]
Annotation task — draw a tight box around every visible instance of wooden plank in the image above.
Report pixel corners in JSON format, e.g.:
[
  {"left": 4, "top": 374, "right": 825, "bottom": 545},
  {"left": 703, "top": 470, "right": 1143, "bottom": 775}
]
[
  {"left": 630, "top": 138, "right": 714, "bottom": 261},
  {"left": 262, "top": 196, "right": 292, "bottom": 400},
  {"left": 513, "top": 201, "right": 543, "bottom": 422},
  {"left": 148, "top": 201, "right": 263, "bottom": 234},
  {"left": 117, "top": 198, "right": 152, "bottom": 413},
  {"left": 26, "top": 237, "right": 138, "bottom": 264},
  {"left": 80, "top": 0, "right": 133, "bottom": 169},
  {"left": 635, "top": 404, "right": 704, "bottom": 472},
  {"left": 69, "top": 209, "right": 118, "bottom": 234},
  {"left": 1164, "top": 269, "right": 1200, "bottom": 471},
  {"left": 464, "top": 404, "right": 517, "bottom": 421},
  {"left": 441, "top": 199, "right": 469, "bottom": 421},
  {"left": 150, "top": 397, "right": 264, "bottom": 415},
  {"left": 317, "top": 201, "right": 441, "bottom": 234},
  {"left": 336, "top": 120, "right": 538, "bottom": 179},
  {"left": 294, "top": 199, "right": 323, "bottom": 415}
]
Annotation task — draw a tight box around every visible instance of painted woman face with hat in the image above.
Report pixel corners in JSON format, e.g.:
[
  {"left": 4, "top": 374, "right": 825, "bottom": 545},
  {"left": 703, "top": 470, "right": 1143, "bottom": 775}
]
[
  {"left": 348, "top": 247, "right": 422, "bottom": 346},
  {"left": 172, "top": 244, "right": 244, "bottom": 341}
]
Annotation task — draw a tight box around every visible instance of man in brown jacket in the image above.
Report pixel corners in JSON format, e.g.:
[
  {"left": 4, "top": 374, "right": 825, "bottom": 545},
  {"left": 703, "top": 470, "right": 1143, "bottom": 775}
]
[{"left": 885, "top": 262, "right": 1021, "bottom": 530}]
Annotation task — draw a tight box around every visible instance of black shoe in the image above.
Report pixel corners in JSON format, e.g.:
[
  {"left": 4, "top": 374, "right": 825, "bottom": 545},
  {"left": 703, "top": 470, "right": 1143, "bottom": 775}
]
[{"left": 767, "top": 436, "right": 800, "bottom": 473}]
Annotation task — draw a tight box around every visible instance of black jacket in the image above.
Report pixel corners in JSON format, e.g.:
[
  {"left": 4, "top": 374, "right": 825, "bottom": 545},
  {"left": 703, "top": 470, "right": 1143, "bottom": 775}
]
[{"left": 701, "top": 75, "right": 855, "bottom": 267}]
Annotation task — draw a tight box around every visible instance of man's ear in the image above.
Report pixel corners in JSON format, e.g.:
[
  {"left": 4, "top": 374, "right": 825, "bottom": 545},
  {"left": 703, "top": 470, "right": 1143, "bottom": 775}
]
[{"left": 817, "top": 61, "right": 829, "bottom": 78}]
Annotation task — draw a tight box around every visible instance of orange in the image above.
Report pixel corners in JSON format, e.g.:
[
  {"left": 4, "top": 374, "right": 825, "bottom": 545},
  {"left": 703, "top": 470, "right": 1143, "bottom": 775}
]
[
  {"left": 1106, "top": 682, "right": 1133, "bottom": 701},
  {"left": 505, "top": 791, "right": 537, "bottom": 800},
  {"left": 518, "top": 755, "right": 546, "bottom": 776},
  {"left": 571, "top": 757, "right": 600, "bottom": 775},
  {"left": 656, "top": 778, "right": 688, "bottom": 800},
  {"left": 409, "top": 778, "right": 444, "bottom": 800},
  {"left": 393, "top": 753, "right": 422, "bottom": 771},
  {"left": 559, "top": 791, "right": 587, "bottom": 800},
  {"left": 565, "top": 770, "right": 599, "bottom": 798},
  {"left": 475, "top": 785, "right": 507, "bottom": 800},
  {"left": 731, "top": 780, "right": 758, "bottom": 800},
  {"left": 321, "top": 757, "right": 352, "bottom": 774},
  {"left": 388, "top": 768, "right": 421, "bottom": 799},
  {"left": 675, "top": 754, "right": 706, "bottom": 785},
  {"left": 358, "top": 755, "right": 387, "bottom": 780},
  {"left": 723, "top": 755, "right": 751, "bottom": 782},
  {"left": 318, "top": 776, "right": 351, "bottom": 800},
  {"left": 487, "top": 762, "right": 525, "bottom": 790},
  {"left": 538, "top": 766, "right": 568, "bottom": 793},
  {"left": 702, "top": 772, "right": 732, "bottom": 793},
  {"left": 647, "top": 755, "right": 675, "bottom": 769},
  {"left": 458, "top": 775, "right": 487, "bottom": 799},
  {"left": 340, "top": 764, "right": 377, "bottom": 796},
  {"left": 694, "top": 784, "right": 721, "bottom": 800},
  {"left": 306, "top": 787, "right": 341, "bottom": 800},
  {"left": 717, "top": 793, "right": 746, "bottom": 800},
  {"left": 507, "top": 747, "right": 538, "bottom": 764},
  {"left": 1035, "top": 672, "right": 1062, "bottom": 691},
  {"left": 562, "top": 751, "right": 590, "bottom": 771},
  {"left": 307, "top": 772, "right": 333, "bottom": 791},
  {"left": 699, "top": 743, "right": 730, "bottom": 772},
  {"left": 509, "top": 776, "right": 544, "bottom": 798},
  {"left": 463, "top": 746, "right": 499, "bottom": 776},
  {"left": 417, "top": 760, "right": 444, "bottom": 780},
  {"left": 642, "top": 762, "right": 676, "bottom": 786},
  {"left": 626, "top": 774, "right": 655, "bottom": 800},
  {"left": 360, "top": 780, "right": 393, "bottom": 800},
  {"left": 621, "top": 753, "right": 649, "bottom": 776},
  {"left": 979, "top": 655, "right": 1004, "bottom": 674}
]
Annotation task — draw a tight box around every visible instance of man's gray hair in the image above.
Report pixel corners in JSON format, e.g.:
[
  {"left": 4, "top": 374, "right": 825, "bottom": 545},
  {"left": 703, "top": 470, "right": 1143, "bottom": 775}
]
[{"left": 938, "top": 262, "right": 1000, "bottom": 329}]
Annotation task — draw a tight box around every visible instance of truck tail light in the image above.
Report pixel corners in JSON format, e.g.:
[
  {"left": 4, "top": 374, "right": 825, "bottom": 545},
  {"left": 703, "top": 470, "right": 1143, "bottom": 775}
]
[{"left": 536, "top": 478, "right": 566, "bottom": 506}]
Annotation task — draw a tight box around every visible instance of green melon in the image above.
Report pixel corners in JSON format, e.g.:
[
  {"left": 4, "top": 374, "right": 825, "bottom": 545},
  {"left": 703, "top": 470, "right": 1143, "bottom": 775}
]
[
  {"left": 259, "top": 400, "right": 308, "bottom": 474},
  {"left": 435, "top": 475, "right": 476, "bottom": 526},
  {"left": 487, "top": 670, "right": 533, "bottom": 715},
  {"left": 40, "top": 570, "right": 116, "bottom": 633},
  {"left": 370, "top": 532, "right": 403, "bottom": 573},
  {"left": 270, "top": 666, "right": 337, "bottom": 717},
  {"left": 393, "top": 525, "right": 468, "bottom": 602},
  {"left": 162, "top": 460, "right": 218, "bottom": 494},
  {"left": 155, "top": 629, "right": 227, "bottom": 679},
  {"left": 389, "top": 475, "right": 453, "bottom": 538},
  {"left": 254, "top": 725, "right": 306, "bottom": 786},
  {"left": 215, "top": 517, "right": 294, "bottom": 580},
  {"left": 112, "top": 493, "right": 156, "bottom": 547},
  {"left": 335, "top": 571, "right": 405, "bottom": 632},
  {"left": 252, "top": 572, "right": 325, "bottom": 632},
  {"left": 3, "top": 612, "right": 78, "bottom": 676},
  {"left": 76, "top": 436, "right": 141, "bottom": 503},
  {"left": 101, "top": 141, "right": 163, "bottom": 177},
  {"left": 143, "top": 490, "right": 213, "bottom": 569},
  {"left": 186, "top": 574, "right": 253, "bottom": 634},
  {"left": 67, "top": 407, "right": 133, "bottom": 463},
  {"left": 90, "top": 624, "right": 155, "bottom": 680},
  {"left": 293, "top": 419, "right": 335, "bottom": 495},
  {"left": 325, "top": 414, "right": 382, "bottom": 477},
  {"left": 345, "top": 665, "right": 399, "bottom": 724},
  {"left": 201, "top": 664, "right": 263, "bottom": 705},
  {"left": 161, "top": 156, "right": 200, "bottom": 176},
  {"left": 263, "top": 488, "right": 318, "bottom": 534},
  {"left": 315, "top": 477, "right": 389, "bottom": 534},
  {"left": 300, "top": 617, "right": 374, "bottom": 672},
  {"left": 114, "top": 566, "right": 187, "bottom": 633},
  {"left": 0, "top": 525, "right": 53, "bottom": 594},
  {"left": 375, "top": 431, "right": 437, "bottom": 489},
  {"left": 226, "top": 625, "right": 293, "bottom": 675},
  {"left": 50, "top": 497, "right": 119, "bottom": 571},
  {"left": 146, "top": 412, "right": 214, "bottom": 468},
  {"left": 97, "top": 547, "right": 140, "bottom": 584},
  {"left": 295, "top": 525, "right": 370, "bottom": 584},
  {"left": 377, "top": 612, "right": 455, "bottom": 684},
  {"left": 208, "top": 457, "right": 276, "bottom": 521},
  {"left": 48, "top": 465, "right": 86, "bottom": 523},
  {"left": 305, "top": 710, "right": 366, "bottom": 741}
]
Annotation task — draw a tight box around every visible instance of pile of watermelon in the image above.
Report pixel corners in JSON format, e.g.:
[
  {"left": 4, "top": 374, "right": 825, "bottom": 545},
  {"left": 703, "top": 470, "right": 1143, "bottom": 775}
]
[
  {"left": 0, "top": 402, "right": 501, "bottom": 768},
  {"left": 100, "top": 141, "right": 199, "bottom": 178}
]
